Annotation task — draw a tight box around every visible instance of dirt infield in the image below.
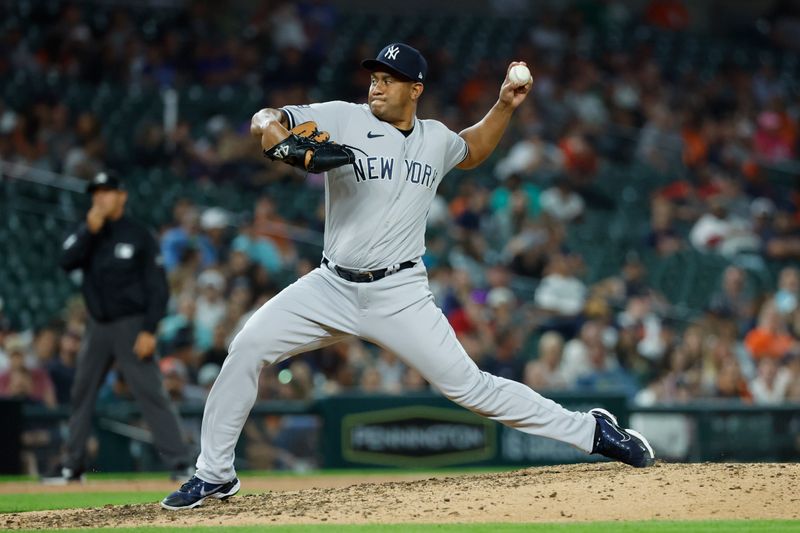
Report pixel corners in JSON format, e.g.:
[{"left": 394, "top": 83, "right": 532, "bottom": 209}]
[{"left": 4, "top": 463, "right": 800, "bottom": 528}]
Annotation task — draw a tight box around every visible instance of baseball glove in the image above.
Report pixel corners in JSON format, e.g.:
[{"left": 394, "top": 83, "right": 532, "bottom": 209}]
[{"left": 264, "top": 121, "right": 356, "bottom": 173}]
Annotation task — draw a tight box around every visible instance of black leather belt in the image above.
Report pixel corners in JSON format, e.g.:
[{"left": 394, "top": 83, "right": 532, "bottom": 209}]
[{"left": 322, "top": 257, "right": 416, "bottom": 283}]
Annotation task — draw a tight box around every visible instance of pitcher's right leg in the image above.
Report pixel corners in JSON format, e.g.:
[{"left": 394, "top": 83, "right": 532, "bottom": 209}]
[
  {"left": 162, "top": 268, "right": 358, "bottom": 509},
  {"left": 196, "top": 269, "right": 358, "bottom": 483}
]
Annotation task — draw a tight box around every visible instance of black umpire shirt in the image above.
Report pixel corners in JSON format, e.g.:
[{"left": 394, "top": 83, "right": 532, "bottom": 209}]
[{"left": 60, "top": 215, "right": 168, "bottom": 333}]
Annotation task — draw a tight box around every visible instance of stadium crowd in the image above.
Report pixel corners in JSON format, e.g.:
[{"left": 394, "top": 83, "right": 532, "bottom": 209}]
[{"left": 1, "top": 1, "right": 799, "bottom": 471}]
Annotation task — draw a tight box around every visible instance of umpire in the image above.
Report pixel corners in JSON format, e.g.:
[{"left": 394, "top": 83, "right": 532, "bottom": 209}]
[{"left": 53, "top": 170, "right": 189, "bottom": 481}]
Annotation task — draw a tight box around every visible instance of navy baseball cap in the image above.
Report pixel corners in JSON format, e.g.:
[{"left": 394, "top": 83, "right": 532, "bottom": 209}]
[
  {"left": 87, "top": 170, "right": 125, "bottom": 194},
  {"left": 362, "top": 43, "right": 427, "bottom": 83}
]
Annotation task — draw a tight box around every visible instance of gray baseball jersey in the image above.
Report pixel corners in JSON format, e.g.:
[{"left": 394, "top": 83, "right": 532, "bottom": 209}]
[
  {"left": 192, "top": 101, "right": 599, "bottom": 485},
  {"left": 282, "top": 101, "right": 468, "bottom": 269}
]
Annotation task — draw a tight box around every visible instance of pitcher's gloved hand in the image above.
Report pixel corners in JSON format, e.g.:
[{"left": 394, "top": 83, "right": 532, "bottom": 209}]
[{"left": 263, "top": 121, "right": 357, "bottom": 173}]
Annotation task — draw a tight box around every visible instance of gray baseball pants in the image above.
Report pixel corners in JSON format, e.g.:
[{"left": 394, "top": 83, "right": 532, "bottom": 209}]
[{"left": 196, "top": 262, "right": 596, "bottom": 483}]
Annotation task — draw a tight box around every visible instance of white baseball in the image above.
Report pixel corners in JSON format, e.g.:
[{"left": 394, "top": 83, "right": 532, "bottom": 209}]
[{"left": 508, "top": 64, "right": 531, "bottom": 87}]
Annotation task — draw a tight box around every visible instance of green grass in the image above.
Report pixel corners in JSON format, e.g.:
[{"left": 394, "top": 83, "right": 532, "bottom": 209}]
[
  {"left": 10, "top": 522, "right": 800, "bottom": 533},
  {"left": 0, "top": 466, "right": 517, "bottom": 483},
  {"left": 0, "top": 492, "right": 166, "bottom": 513}
]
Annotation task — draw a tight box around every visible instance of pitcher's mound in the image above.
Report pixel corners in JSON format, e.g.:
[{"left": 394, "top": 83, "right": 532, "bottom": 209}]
[{"left": 6, "top": 463, "right": 800, "bottom": 529}]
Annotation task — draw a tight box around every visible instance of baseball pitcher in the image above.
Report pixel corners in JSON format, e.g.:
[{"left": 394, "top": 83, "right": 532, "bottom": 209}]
[{"left": 162, "top": 43, "right": 654, "bottom": 510}]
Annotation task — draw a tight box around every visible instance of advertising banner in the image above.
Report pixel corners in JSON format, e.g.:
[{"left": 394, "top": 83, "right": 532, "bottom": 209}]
[{"left": 320, "top": 393, "right": 627, "bottom": 468}]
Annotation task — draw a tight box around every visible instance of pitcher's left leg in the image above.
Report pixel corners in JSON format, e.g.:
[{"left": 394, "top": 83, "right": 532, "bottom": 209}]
[{"left": 362, "top": 280, "right": 596, "bottom": 452}]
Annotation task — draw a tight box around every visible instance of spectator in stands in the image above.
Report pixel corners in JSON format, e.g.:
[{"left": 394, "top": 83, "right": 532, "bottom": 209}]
[
  {"left": 708, "top": 266, "right": 758, "bottom": 335},
  {"left": 533, "top": 253, "right": 587, "bottom": 336},
  {"left": 752, "top": 65, "right": 786, "bottom": 107},
  {"left": 681, "top": 114, "right": 712, "bottom": 171},
  {"left": 0, "top": 345, "right": 56, "bottom": 408},
  {"left": 269, "top": 3, "right": 309, "bottom": 52},
  {"left": 575, "top": 342, "right": 640, "bottom": 399},
  {"left": 375, "top": 349, "right": 405, "bottom": 394},
  {"left": 763, "top": 209, "right": 800, "bottom": 260},
  {"left": 449, "top": 181, "right": 491, "bottom": 236},
  {"left": 539, "top": 175, "right": 585, "bottom": 223},
  {"left": 133, "top": 122, "right": 169, "bottom": 167},
  {"left": 197, "top": 363, "right": 221, "bottom": 394},
  {"left": 402, "top": 367, "right": 429, "bottom": 392},
  {"left": 200, "top": 207, "right": 231, "bottom": 266},
  {"left": 231, "top": 216, "right": 283, "bottom": 274},
  {"left": 529, "top": 9, "right": 568, "bottom": 56},
  {"left": 524, "top": 331, "right": 567, "bottom": 391},
  {"left": 617, "top": 290, "right": 668, "bottom": 363},
  {"left": 593, "top": 251, "right": 656, "bottom": 308},
  {"left": 359, "top": 366, "right": 383, "bottom": 393},
  {"left": 224, "top": 278, "right": 254, "bottom": 334},
  {"left": 561, "top": 321, "right": 604, "bottom": 386},
  {"left": 9, "top": 113, "right": 45, "bottom": 168},
  {"left": 163, "top": 327, "right": 200, "bottom": 384},
  {"left": 645, "top": 197, "right": 684, "bottom": 256},
  {"left": 558, "top": 130, "right": 600, "bottom": 188},
  {"left": 489, "top": 176, "right": 540, "bottom": 246},
  {"left": 744, "top": 301, "right": 798, "bottom": 360},
  {"left": 202, "top": 323, "right": 230, "bottom": 368},
  {"left": 753, "top": 111, "right": 795, "bottom": 163},
  {"left": 195, "top": 270, "right": 228, "bottom": 335},
  {"left": 749, "top": 198, "right": 800, "bottom": 261},
  {"left": 565, "top": 64, "right": 609, "bottom": 131},
  {"left": 493, "top": 134, "right": 562, "bottom": 182},
  {"left": 482, "top": 327, "right": 525, "bottom": 382},
  {"left": 160, "top": 357, "right": 206, "bottom": 405},
  {"left": 31, "top": 327, "right": 59, "bottom": 369},
  {"left": 486, "top": 286, "right": 518, "bottom": 333},
  {"left": 750, "top": 357, "right": 790, "bottom": 404},
  {"left": 47, "top": 328, "right": 81, "bottom": 406},
  {"left": 41, "top": 103, "right": 75, "bottom": 173},
  {"left": 161, "top": 206, "right": 216, "bottom": 272},
  {"left": 63, "top": 113, "right": 104, "bottom": 179},
  {"left": 713, "top": 358, "right": 752, "bottom": 401},
  {"left": 637, "top": 103, "right": 683, "bottom": 172},
  {"left": 689, "top": 197, "right": 760, "bottom": 256},
  {"left": 773, "top": 266, "right": 799, "bottom": 317},
  {"left": 781, "top": 349, "right": 800, "bottom": 395},
  {"left": 252, "top": 196, "right": 297, "bottom": 265},
  {"left": 0, "top": 356, "right": 59, "bottom": 475},
  {"left": 645, "top": 0, "right": 690, "bottom": 30},
  {"left": 160, "top": 293, "right": 211, "bottom": 354},
  {"left": 167, "top": 246, "right": 202, "bottom": 298}
]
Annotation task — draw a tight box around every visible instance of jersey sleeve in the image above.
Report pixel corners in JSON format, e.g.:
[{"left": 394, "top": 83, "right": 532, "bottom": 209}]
[
  {"left": 280, "top": 101, "right": 354, "bottom": 140},
  {"left": 443, "top": 128, "right": 469, "bottom": 174}
]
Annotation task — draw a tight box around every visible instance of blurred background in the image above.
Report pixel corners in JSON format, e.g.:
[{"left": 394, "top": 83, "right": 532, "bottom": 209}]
[{"left": 0, "top": 0, "right": 799, "bottom": 476}]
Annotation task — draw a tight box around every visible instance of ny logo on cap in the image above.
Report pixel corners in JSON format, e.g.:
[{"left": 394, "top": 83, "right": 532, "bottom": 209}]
[
  {"left": 96, "top": 172, "right": 108, "bottom": 183},
  {"left": 385, "top": 45, "right": 400, "bottom": 60}
]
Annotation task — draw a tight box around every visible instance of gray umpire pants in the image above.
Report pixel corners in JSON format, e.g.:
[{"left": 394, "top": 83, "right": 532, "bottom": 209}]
[{"left": 65, "top": 314, "right": 187, "bottom": 471}]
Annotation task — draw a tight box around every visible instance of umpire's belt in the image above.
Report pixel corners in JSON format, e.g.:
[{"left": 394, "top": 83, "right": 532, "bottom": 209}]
[{"left": 322, "top": 257, "right": 415, "bottom": 283}]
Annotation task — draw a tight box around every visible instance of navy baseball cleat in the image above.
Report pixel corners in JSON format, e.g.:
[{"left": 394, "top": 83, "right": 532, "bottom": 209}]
[
  {"left": 160, "top": 475, "right": 241, "bottom": 510},
  {"left": 590, "top": 408, "right": 655, "bottom": 468}
]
